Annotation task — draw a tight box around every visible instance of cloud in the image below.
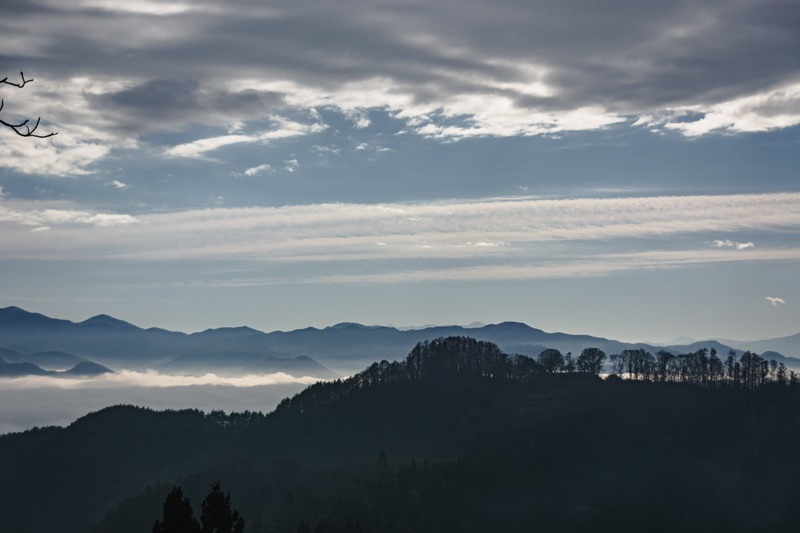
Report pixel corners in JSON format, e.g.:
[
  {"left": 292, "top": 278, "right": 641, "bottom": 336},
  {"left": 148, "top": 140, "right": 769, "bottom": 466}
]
[
  {"left": 110, "top": 180, "right": 128, "bottom": 189},
  {"left": 0, "top": 203, "right": 139, "bottom": 230},
  {"left": 766, "top": 297, "right": 786, "bottom": 307},
  {"left": 165, "top": 134, "right": 256, "bottom": 158},
  {"left": 1, "top": 193, "right": 798, "bottom": 279},
  {"left": 354, "top": 142, "right": 392, "bottom": 153},
  {"left": 164, "top": 117, "right": 326, "bottom": 158},
  {"left": 641, "top": 84, "right": 800, "bottom": 136},
  {"left": 713, "top": 239, "right": 754, "bottom": 250},
  {"left": 344, "top": 108, "right": 371, "bottom": 129},
  {"left": 0, "top": 134, "right": 111, "bottom": 176},
  {"left": 1, "top": 0, "right": 798, "bottom": 175},
  {"left": 312, "top": 145, "right": 341, "bottom": 155},
  {"left": 162, "top": 247, "right": 800, "bottom": 287},
  {"left": 243, "top": 163, "right": 272, "bottom": 177},
  {"left": 71, "top": 0, "right": 194, "bottom": 16}
]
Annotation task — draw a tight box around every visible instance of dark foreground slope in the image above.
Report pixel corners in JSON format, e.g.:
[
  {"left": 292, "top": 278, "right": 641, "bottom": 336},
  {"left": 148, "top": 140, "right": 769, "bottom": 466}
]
[{"left": 2, "top": 337, "right": 800, "bottom": 533}]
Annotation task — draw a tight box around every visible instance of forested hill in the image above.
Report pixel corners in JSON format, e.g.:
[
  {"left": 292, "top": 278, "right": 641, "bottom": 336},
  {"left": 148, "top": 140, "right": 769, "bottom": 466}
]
[{"left": 3, "top": 337, "right": 800, "bottom": 533}]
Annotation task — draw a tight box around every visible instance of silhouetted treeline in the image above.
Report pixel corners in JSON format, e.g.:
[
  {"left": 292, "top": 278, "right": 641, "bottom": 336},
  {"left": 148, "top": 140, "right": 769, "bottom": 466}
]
[
  {"left": 606, "top": 347, "right": 798, "bottom": 388},
  {"left": 276, "top": 337, "right": 799, "bottom": 417}
]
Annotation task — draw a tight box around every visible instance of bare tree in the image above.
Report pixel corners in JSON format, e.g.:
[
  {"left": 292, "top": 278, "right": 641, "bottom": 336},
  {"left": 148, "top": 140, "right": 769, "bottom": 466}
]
[{"left": 1, "top": 72, "right": 57, "bottom": 138}]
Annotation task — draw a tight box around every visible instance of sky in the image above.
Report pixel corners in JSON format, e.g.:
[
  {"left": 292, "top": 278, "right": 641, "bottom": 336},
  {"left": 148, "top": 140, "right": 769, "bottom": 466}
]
[{"left": 1, "top": 0, "right": 799, "bottom": 343}]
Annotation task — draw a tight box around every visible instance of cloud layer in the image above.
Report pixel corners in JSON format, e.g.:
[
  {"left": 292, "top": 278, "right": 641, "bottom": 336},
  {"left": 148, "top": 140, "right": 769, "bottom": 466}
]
[
  {"left": 1, "top": 0, "right": 798, "bottom": 174},
  {"left": 2, "top": 192, "right": 798, "bottom": 283},
  {"left": 0, "top": 370, "right": 322, "bottom": 390}
]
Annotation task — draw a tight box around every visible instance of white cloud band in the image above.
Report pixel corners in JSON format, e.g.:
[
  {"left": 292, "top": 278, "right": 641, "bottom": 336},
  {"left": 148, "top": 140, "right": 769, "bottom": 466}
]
[{"left": 1, "top": 193, "right": 799, "bottom": 285}]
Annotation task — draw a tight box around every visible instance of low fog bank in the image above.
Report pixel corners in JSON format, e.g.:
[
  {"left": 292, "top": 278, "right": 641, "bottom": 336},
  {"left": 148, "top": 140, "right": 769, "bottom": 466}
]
[
  {"left": 0, "top": 370, "right": 323, "bottom": 389},
  {"left": 0, "top": 375, "right": 315, "bottom": 434}
]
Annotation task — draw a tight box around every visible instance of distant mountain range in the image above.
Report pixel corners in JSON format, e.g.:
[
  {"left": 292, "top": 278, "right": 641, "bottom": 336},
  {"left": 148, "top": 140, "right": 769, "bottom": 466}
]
[
  {"left": 1, "top": 306, "right": 799, "bottom": 376},
  {"left": 0, "top": 346, "right": 112, "bottom": 377}
]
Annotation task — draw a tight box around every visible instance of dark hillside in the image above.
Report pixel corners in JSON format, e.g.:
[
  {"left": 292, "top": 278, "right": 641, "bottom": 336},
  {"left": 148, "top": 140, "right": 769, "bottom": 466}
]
[{"left": 2, "top": 337, "right": 800, "bottom": 532}]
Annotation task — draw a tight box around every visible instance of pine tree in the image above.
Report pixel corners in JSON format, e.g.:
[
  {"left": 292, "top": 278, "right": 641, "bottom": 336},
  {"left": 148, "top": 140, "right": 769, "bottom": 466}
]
[
  {"left": 153, "top": 486, "right": 201, "bottom": 533},
  {"left": 200, "top": 482, "right": 245, "bottom": 533}
]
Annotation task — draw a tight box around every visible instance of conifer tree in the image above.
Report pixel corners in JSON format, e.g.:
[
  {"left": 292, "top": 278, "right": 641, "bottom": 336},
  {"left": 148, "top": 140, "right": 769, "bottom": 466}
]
[
  {"left": 153, "top": 486, "right": 201, "bottom": 533},
  {"left": 201, "top": 482, "right": 245, "bottom": 533}
]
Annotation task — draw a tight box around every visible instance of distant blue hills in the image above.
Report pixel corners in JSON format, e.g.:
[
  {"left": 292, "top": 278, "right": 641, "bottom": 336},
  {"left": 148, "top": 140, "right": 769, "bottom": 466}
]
[
  {"left": 1, "top": 306, "right": 799, "bottom": 376},
  {"left": 0, "top": 346, "right": 112, "bottom": 377}
]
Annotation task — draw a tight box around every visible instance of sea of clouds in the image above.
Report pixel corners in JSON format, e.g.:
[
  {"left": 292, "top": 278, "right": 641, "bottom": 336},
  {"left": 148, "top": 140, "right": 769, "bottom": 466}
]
[{"left": 0, "top": 371, "right": 319, "bottom": 434}]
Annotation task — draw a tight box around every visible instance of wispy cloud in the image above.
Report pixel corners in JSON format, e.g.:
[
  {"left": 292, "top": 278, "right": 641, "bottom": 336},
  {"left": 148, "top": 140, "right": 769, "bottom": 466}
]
[
  {"left": 165, "top": 134, "right": 256, "bottom": 158},
  {"left": 1, "top": 193, "right": 798, "bottom": 282},
  {"left": 164, "top": 117, "right": 326, "bottom": 159},
  {"left": 169, "top": 247, "right": 800, "bottom": 287},
  {"left": 243, "top": 163, "right": 272, "bottom": 177},
  {"left": 766, "top": 297, "right": 786, "bottom": 307},
  {"left": 0, "top": 204, "right": 139, "bottom": 229},
  {"left": 72, "top": 0, "right": 194, "bottom": 16},
  {"left": 713, "top": 239, "right": 754, "bottom": 250}
]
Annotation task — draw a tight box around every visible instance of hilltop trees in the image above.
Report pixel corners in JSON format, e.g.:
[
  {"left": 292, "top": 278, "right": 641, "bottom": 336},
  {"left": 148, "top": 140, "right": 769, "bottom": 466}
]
[
  {"left": 576, "top": 347, "right": 606, "bottom": 375},
  {"left": 277, "top": 336, "right": 800, "bottom": 420},
  {"left": 537, "top": 348, "right": 564, "bottom": 373}
]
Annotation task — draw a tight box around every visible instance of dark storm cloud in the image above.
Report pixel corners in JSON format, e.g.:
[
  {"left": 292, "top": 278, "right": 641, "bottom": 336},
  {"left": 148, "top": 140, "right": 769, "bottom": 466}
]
[
  {"left": 1, "top": 0, "right": 798, "bottom": 157},
  {"left": 91, "top": 79, "right": 284, "bottom": 134}
]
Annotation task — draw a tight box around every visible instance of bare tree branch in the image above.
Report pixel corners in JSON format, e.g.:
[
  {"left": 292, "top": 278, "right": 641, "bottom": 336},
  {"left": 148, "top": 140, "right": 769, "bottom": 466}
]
[{"left": 1, "top": 71, "right": 58, "bottom": 138}]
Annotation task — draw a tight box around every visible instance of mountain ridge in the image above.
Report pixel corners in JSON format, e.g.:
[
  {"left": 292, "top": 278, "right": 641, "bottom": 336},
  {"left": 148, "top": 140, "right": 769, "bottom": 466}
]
[{"left": 1, "top": 306, "right": 799, "bottom": 374}]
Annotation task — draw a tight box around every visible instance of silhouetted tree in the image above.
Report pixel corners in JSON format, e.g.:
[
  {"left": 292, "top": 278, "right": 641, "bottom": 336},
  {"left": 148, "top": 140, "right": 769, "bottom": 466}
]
[
  {"left": 576, "top": 347, "right": 606, "bottom": 375},
  {"left": 563, "top": 352, "right": 576, "bottom": 373},
  {"left": 708, "top": 348, "right": 725, "bottom": 385},
  {"left": 201, "top": 482, "right": 245, "bottom": 533},
  {"left": 509, "top": 353, "right": 542, "bottom": 381},
  {"left": 610, "top": 352, "right": 627, "bottom": 376},
  {"left": 538, "top": 348, "right": 564, "bottom": 373},
  {"left": 1, "top": 72, "right": 57, "bottom": 138},
  {"left": 621, "top": 349, "right": 654, "bottom": 380},
  {"left": 153, "top": 486, "right": 201, "bottom": 533},
  {"left": 655, "top": 351, "right": 675, "bottom": 382},
  {"left": 726, "top": 351, "right": 737, "bottom": 384}
]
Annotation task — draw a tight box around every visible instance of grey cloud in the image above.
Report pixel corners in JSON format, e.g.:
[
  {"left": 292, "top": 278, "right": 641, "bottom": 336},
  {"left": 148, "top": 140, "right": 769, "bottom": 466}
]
[
  {"left": 2, "top": 0, "right": 798, "bottom": 143},
  {"left": 90, "top": 79, "right": 284, "bottom": 134}
]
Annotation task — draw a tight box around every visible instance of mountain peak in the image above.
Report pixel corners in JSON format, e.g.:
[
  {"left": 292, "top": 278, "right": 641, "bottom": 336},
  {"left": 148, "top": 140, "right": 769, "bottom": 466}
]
[
  {"left": 0, "top": 305, "right": 27, "bottom": 313},
  {"left": 0, "top": 305, "right": 38, "bottom": 318},
  {"left": 80, "top": 314, "right": 139, "bottom": 330},
  {"left": 485, "top": 321, "right": 542, "bottom": 333},
  {"left": 328, "top": 322, "right": 372, "bottom": 330},
  {"left": 0, "top": 306, "right": 66, "bottom": 327}
]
